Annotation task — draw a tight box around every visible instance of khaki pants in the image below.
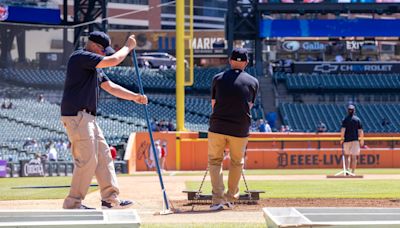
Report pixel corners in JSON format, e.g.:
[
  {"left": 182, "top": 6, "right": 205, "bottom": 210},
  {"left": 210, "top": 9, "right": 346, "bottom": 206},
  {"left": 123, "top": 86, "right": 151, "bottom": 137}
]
[
  {"left": 343, "top": 140, "right": 360, "bottom": 156},
  {"left": 208, "top": 131, "right": 248, "bottom": 204},
  {"left": 61, "top": 111, "right": 119, "bottom": 209}
]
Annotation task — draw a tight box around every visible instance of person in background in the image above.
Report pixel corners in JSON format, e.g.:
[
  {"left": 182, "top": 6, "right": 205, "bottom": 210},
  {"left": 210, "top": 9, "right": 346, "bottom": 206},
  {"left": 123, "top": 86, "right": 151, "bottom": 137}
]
[
  {"left": 316, "top": 121, "right": 327, "bottom": 133},
  {"left": 340, "top": 104, "right": 364, "bottom": 174},
  {"left": 47, "top": 142, "right": 58, "bottom": 162},
  {"left": 110, "top": 145, "right": 117, "bottom": 161},
  {"left": 160, "top": 141, "right": 168, "bottom": 172}
]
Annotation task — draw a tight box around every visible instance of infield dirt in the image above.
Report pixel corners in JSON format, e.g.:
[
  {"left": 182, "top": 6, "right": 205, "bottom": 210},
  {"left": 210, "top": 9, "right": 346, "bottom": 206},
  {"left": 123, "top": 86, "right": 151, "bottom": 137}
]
[{"left": 0, "top": 174, "right": 399, "bottom": 224}]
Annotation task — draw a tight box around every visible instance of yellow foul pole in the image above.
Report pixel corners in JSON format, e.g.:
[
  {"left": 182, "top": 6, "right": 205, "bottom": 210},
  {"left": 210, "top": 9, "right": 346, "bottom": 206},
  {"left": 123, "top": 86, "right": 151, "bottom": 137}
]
[
  {"left": 176, "top": 0, "right": 185, "bottom": 132},
  {"left": 175, "top": 0, "right": 185, "bottom": 170}
]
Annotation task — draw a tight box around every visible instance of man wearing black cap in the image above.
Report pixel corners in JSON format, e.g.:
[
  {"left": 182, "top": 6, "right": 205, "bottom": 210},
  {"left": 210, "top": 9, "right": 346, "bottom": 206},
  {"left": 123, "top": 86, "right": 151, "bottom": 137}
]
[
  {"left": 340, "top": 104, "right": 364, "bottom": 174},
  {"left": 60, "top": 31, "right": 148, "bottom": 209},
  {"left": 207, "top": 48, "right": 259, "bottom": 211}
]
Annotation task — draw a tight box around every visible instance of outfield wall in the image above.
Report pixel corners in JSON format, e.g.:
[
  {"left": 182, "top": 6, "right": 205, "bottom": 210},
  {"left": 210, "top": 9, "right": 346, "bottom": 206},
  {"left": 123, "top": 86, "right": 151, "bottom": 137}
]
[{"left": 126, "top": 132, "right": 400, "bottom": 172}]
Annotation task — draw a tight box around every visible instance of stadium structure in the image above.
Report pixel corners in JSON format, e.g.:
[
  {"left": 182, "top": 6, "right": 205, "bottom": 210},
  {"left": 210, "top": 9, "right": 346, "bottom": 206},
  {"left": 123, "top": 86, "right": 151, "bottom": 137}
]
[{"left": 0, "top": 0, "right": 400, "bottom": 175}]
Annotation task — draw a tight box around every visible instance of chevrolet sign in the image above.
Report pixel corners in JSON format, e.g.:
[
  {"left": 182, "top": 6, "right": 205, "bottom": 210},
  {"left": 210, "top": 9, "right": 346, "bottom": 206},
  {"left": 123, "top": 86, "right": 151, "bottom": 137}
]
[{"left": 293, "top": 62, "right": 398, "bottom": 74}]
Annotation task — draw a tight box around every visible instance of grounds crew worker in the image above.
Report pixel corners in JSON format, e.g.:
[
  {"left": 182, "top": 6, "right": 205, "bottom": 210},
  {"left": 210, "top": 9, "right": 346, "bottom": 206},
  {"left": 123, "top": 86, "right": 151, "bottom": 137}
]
[
  {"left": 340, "top": 104, "right": 364, "bottom": 175},
  {"left": 208, "top": 48, "right": 259, "bottom": 211},
  {"left": 61, "top": 31, "right": 148, "bottom": 209}
]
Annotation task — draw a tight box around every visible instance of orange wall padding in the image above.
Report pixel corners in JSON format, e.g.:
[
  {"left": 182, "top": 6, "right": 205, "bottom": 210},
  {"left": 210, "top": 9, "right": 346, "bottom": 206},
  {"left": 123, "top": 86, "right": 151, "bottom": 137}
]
[{"left": 127, "top": 132, "right": 400, "bottom": 172}]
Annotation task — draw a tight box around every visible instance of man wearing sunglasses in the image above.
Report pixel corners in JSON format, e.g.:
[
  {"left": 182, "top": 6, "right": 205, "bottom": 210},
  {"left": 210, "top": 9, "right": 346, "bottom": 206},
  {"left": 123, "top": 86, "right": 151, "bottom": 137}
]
[{"left": 61, "top": 31, "right": 148, "bottom": 209}]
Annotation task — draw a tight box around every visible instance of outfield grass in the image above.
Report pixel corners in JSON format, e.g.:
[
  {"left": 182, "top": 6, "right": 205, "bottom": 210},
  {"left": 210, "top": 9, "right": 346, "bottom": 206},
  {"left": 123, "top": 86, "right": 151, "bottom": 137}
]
[
  {"left": 186, "top": 180, "right": 400, "bottom": 199},
  {"left": 130, "top": 168, "right": 400, "bottom": 176},
  {"left": 0, "top": 177, "right": 97, "bottom": 200},
  {"left": 141, "top": 223, "right": 264, "bottom": 228}
]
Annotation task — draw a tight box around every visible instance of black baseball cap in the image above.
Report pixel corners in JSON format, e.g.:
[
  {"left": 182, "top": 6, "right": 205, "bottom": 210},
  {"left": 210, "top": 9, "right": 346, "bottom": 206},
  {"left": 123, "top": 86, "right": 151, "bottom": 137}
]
[
  {"left": 88, "top": 31, "right": 115, "bottom": 56},
  {"left": 230, "top": 48, "right": 248, "bottom": 62},
  {"left": 348, "top": 104, "right": 355, "bottom": 110}
]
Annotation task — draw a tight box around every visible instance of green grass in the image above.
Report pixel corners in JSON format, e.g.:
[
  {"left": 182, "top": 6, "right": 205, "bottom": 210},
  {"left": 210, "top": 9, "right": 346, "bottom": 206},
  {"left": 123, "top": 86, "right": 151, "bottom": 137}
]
[
  {"left": 186, "top": 180, "right": 400, "bottom": 199},
  {"left": 141, "top": 223, "right": 264, "bottom": 228},
  {"left": 129, "top": 168, "right": 400, "bottom": 176},
  {"left": 0, "top": 176, "right": 97, "bottom": 200}
]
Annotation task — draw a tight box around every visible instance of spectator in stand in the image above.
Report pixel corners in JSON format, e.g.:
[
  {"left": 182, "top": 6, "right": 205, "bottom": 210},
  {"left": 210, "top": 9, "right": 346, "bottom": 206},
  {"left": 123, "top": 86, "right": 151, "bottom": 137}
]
[
  {"left": 151, "top": 119, "right": 159, "bottom": 132},
  {"left": 316, "top": 121, "right": 328, "bottom": 133},
  {"left": 23, "top": 138, "right": 38, "bottom": 150},
  {"left": 47, "top": 142, "right": 58, "bottom": 162},
  {"left": 38, "top": 94, "right": 45, "bottom": 103},
  {"left": 258, "top": 119, "right": 267, "bottom": 132},
  {"left": 335, "top": 54, "right": 344, "bottom": 62},
  {"left": 381, "top": 117, "right": 390, "bottom": 127},
  {"left": 167, "top": 120, "right": 175, "bottom": 131},
  {"left": 265, "top": 122, "right": 272, "bottom": 132},
  {"left": 1, "top": 100, "right": 12, "bottom": 109}
]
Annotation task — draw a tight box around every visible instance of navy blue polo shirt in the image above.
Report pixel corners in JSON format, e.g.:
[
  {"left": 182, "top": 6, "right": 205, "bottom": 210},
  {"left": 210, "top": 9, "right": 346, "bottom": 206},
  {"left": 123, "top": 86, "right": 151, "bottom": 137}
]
[
  {"left": 341, "top": 115, "right": 363, "bottom": 142},
  {"left": 61, "top": 49, "right": 109, "bottom": 116},
  {"left": 209, "top": 69, "right": 259, "bottom": 137}
]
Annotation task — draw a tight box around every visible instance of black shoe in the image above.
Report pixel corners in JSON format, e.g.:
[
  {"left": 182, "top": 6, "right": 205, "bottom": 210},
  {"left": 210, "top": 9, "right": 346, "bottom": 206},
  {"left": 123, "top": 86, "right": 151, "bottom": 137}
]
[
  {"left": 78, "top": 205, "right": 96, "bottom": 210},
  {"left": 101, "top": 200, "right": 134, "bottom": 209},
  {"left": 224, "top": 202, "right": 234, "bottom": 209}
]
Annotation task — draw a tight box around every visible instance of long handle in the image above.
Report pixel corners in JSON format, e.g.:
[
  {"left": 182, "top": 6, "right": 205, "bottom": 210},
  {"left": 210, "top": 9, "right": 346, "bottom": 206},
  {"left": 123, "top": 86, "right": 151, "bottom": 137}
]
[
  {"left": 341, "top": 144, "right": 346, "bottom": 175},
  {"left": 131, "top": 50, "right": 170, "bottom": 210}
]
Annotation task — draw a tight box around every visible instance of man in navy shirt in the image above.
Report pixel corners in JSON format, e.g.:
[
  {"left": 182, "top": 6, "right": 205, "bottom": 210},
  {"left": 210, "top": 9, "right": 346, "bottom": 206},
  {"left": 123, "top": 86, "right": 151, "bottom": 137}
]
[
  {"left": 61, "top": 31, "right": 147, "bottom": 209},
  {"left": 340, "top": 104, "right": 364, "bottom": 174},
  {"left": 208, "top": 48, "right": 259, "bottom": 211}
]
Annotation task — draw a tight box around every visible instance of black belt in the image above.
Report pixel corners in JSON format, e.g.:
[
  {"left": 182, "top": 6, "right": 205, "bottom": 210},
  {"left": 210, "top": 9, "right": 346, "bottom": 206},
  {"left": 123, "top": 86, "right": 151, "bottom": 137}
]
[{"left": 81, "top": 109, "right": 96, "bottom": 116}]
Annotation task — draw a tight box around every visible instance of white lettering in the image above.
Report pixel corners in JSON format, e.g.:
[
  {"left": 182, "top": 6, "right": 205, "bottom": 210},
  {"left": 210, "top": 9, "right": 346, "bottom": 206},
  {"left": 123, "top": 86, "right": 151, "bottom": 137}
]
[
  {"left": 340, "top": 65, "right": 351, "bottom": 71},
  {"left": 197, "top": 38, "right": 203, "bottom": 49},
  {"left": 364, "top": 65, "right": 392, "bottom": 71},
  {"left": 192, "top": 37, "right": 226, "bottom": 49},
  {"left": 210, "top": 38, "right": 217, "bottom": 48},
  {"left": 23, "top": 160, "right": 44, "bottom": 176},
  {"left": 346, "top": 41, "right": 365, "bottom": 50},
  {"left": 191, "top": 38, "right": 196, "bottom": 49},
  {"left": 203, "top": 38, "right": 210, "bottom": 49},
  {"left": 303, "top": 42, "right": 325, "bottom": 50}
]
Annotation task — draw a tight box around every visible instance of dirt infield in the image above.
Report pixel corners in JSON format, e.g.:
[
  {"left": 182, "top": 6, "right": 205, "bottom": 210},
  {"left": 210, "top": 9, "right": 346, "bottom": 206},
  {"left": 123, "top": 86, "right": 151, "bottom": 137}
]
[
  {"left": 172, "top": 198, "right": 400, "bottom": 213},
  {"left": 0, "top": 174, "right": 399, "bottom": 224}
]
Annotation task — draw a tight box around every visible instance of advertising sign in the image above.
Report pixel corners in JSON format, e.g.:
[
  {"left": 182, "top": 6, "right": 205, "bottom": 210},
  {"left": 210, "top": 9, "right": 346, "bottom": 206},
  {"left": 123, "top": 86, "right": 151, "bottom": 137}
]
[
  {"left": 20, "top": 159, "right": 45, "bottom": 177},
  {"left": 1, "top": 5, "right": 60, "bottom": 24},
  {"left": 109, "top": 30, "right": 227, "bottom": 56},
  {"left": 281, "top": 41, "right": 326, "bottom": 52},
  {"left": 293, "top": 62, "right": 400, "bottom": 73},
  {"left": 0, "top": 160, "right": 7, "bottom": 177}
]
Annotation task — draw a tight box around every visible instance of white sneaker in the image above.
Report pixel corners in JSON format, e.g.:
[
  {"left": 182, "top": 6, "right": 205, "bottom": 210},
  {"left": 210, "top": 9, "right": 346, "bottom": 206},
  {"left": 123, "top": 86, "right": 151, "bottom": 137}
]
[
  {"left": 224, "top": 202, "right": 234, "bottom": 209},
  {"left": 209, "top": 203, "right": 224, "bottom": 211}
]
